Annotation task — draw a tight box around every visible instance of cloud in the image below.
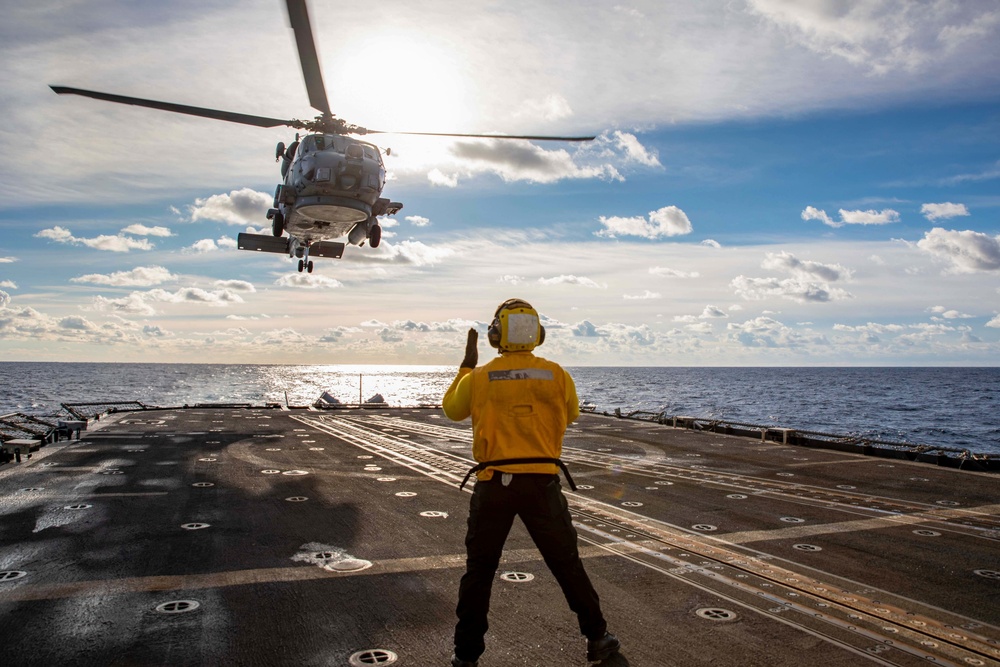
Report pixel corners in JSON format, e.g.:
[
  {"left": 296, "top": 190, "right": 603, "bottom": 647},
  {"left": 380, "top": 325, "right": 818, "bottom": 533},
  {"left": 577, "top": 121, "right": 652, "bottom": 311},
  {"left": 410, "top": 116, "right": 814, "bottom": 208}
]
[
  {"left": 649, "top": 267, "right": 700, "bottom": 278},
  {"left": 186, "top": 237, "right": 238, "bottom": 253},
  {"left": 0, "top": 257, "right": 16, "bottom": 263},
  {"left": 377, "top": 240, "right": 454, "bottom": 266},
  {"left": 916, "top": 227, "right": 1000, "bottom": 273},
  {"left": 143, "top": 325, "right": 169, "bottom": 337},
  {"left": 987, "top": 315, "right": 1000, "bottom": 329},
  {"left": 921, "top": 202, "right": 970, "bottom": 221},
  {"left": 214, "top": 279, "right": 256, "bottom": 292},
  {"left": 613, "top": 131, "right": 662, "bottom": 167},
  {"left": 761, "top": 251, "right": 852, "bottom": 281},
  {"left": 406, "top": 215, "right": 432, "bottom": 227},
  {"left": 71, "top": 266, "right": 176, "bottom": 287},
  {"left": 427, "top": 169, "right": 459, "bottom": 187},
  {"left": 498, "top": 275, "right": 525, "bottom": 285},
  {"left": 513, "top": 93, "right": 574, "bottom": 121},
  {"left": 730, "top": 275, "right": 853, "bottom": 303},
  {"left": 274, "top": 273, "right": 344, "bottom": 289},
  {"left": 89, "top": 287, "right": 245, "bottom": 315},
  {"left": 701, "top": 239, "right": 721, "bottom": 248},
  {"left": 537, "top": 275, "right": 606, "bottom": 288},
  {"left": 746, "top": 0, "right": 1000, "bottom": 75},
  {"left": 623, "top": 290, "right": 661, "bottom": 300},
  {"left": 727, "top": 316, "right": 824, "bottom": 348},
  {"left": 731, "top": 250, "right": 853, "bottom": 303},
  {"left": 146, "top": 288, "right": 245, "bottom": 306},
  {"left": 597, "top": 205, "right": 693, "bottom": 239},
  {"left": 0, "top": 281, "right": 16, "bottom": 289},
  {"left": 319, "top": 326, "right": 362, "bottom": 342},
  {"left": 448, "top": 138, "right": 623, "bottom": 184},
  {"left": 121, "top": 224, "right": 173, "bottom": 237},
  {"left": 802, "top": 206, "right": 900, "bottom": 228},
  {"left": 568, "top": 320, "right": 656, "bottom": 346},
  {"left": 927, "top": 306, "right": 973, "bottom": 320},
  {"left": 572, "top": 320, "right": 602, "bottom": 337},
  {"left": 941, "top": 160, "right": 1000, "bottom": 185},
  {"left": 189, "top": 188, "right": 272, "bottom": 225},
  {"left": 700, "top": 305, "right": 728, "bottom": 319},
  {"left": 35, "top": 226, "right": 153, "bottom": 252}
]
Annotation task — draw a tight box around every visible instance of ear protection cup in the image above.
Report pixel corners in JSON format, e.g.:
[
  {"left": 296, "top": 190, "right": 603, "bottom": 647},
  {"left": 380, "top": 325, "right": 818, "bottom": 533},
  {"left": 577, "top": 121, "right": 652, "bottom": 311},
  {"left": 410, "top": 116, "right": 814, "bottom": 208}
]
[
  {"left": 487, "top": 318, "right": 502, "bottom": 349},
  {"left": 538, "top": 325, "right": 545, "bottom": 346}
]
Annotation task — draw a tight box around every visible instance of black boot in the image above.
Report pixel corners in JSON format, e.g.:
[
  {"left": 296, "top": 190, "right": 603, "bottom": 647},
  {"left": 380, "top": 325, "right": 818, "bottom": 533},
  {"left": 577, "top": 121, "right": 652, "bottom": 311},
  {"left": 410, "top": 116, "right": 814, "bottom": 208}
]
[
  {"left": 587, "top": 632, "right": 621, "bottom": 662},
  {"left": 451, "top": 654, "right": 478, "bottom": 667}
]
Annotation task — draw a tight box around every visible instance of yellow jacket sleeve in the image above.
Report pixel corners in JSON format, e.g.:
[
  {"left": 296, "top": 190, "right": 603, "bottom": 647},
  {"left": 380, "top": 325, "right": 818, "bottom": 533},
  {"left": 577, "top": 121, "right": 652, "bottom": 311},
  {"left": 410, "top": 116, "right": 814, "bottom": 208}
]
[
  {"left": 442, "top": 367, "right": 473, "bottom": 421},
  {"left": 564, "top": 369, "right": 580, "bottom": 424}
]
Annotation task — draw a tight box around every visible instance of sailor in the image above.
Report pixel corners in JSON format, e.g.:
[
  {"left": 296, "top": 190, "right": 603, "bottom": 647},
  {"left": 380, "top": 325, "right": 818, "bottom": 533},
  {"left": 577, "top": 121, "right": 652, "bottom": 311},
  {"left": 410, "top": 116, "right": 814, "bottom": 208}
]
[{"left": 443, "top": 298, "right": 621, "bottom": 666}]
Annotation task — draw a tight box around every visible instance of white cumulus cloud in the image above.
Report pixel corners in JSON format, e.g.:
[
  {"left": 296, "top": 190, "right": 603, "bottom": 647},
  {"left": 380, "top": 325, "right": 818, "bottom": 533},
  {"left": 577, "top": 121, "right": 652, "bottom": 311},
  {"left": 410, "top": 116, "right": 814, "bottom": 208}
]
[
  {"left": 189, "top": 188, "right": 272, "bottom": 225},
  {"left": 802, "top": 206, "right": 900, "bottom": 228},
  {"left": 35, "top": 226, "right": 153, "bottom": 252},
  {"left": 761, "top": 251, "right": 851, "bottom": 281},
  {"left": 916, "top": 227, "right": 1000, "bottom": 273},
  {"left": 121, "top": 224, "right": 173, "bottom": 237},
  {"left": 597, "top": 205, "right": 692, "bottom": 239},
  {"left": 71, "top": 266, "right": 176, "bottom": 287},
  {"left": 921, "top": 202, "right": 970, "bottom": 221}
]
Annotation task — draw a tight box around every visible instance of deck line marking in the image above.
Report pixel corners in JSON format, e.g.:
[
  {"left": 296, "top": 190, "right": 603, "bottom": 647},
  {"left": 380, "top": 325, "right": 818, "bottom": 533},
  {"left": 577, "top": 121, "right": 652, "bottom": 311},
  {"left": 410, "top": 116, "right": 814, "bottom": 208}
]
[
  {"left": 719, "top": 503, "right": 1000, "bottom": 544},
  {"left": 0, "top": 546, "right": 613, "bottom": 603}
]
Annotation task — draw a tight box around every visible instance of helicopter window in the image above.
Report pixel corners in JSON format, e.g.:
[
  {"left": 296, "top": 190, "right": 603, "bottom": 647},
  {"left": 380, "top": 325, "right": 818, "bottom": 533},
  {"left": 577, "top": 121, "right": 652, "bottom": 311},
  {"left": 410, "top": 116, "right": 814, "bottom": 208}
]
[
  {"left": 314, "top": 135, "right": 326, "bottom": 151},
  {"left": 363, "top": 146, "right": 376, "bottom": 160},
  {"left": 347, "top": 144, "right": 364, "bottom": 159},
  {"left": 299, "top": 136, "right": 317, "bottom": 154}
]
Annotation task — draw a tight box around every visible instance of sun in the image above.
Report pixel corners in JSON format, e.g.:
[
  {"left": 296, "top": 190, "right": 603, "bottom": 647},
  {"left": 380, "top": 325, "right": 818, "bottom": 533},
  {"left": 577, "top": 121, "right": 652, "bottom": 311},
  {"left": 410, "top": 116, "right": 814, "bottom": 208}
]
[{"left": 327, "top": 31, "right": 475, "bottom": 135}]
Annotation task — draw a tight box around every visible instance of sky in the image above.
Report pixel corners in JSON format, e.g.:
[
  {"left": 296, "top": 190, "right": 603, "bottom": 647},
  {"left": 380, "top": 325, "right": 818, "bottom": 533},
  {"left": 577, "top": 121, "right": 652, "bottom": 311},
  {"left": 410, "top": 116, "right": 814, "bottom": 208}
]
[{"left": 2, "top": 0, "right": 1000, "bottom": 366}]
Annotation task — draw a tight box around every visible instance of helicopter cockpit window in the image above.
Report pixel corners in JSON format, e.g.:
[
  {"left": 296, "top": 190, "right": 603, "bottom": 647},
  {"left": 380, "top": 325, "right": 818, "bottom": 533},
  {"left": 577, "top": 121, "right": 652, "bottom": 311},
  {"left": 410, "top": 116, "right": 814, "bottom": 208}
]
[
  {"left": 329, "top": 135, "right": 348, "bottom": 154},
  {"left": 299, "top": 136, "right": 317, "bottom": 154},
  {"left": 363, "top": 146, "right": 376, "bottom": 160},
  {"left": 347, "top": 144, "right": 364, "bottom": 160}
]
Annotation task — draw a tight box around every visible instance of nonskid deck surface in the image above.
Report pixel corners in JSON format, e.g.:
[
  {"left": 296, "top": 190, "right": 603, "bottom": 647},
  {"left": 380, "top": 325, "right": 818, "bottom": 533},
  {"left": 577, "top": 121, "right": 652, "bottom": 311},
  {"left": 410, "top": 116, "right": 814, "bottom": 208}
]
[{"left": 0, "top": 407, "right": 997, "bottom": 667}]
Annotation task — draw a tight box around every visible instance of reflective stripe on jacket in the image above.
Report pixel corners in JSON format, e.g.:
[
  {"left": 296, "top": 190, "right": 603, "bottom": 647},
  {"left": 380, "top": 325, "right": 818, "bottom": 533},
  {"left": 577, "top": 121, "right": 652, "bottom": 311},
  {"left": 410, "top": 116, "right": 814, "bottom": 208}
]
[{"left": 442, "top": 351, "right": 579, "bottom": 481}]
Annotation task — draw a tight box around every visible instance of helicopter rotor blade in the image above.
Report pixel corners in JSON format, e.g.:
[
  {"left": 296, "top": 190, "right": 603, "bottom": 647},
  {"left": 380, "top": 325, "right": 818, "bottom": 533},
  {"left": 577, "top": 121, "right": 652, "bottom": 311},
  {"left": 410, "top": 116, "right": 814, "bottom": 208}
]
[
  {"left": 365, "top": 129, "right": 596, "bottom": 142},
  {"left": 50, "top": 86, "right": 296, "bottom": 129},
  {"left": 286, "top": 0, "right": 332, "bottom": 117}
]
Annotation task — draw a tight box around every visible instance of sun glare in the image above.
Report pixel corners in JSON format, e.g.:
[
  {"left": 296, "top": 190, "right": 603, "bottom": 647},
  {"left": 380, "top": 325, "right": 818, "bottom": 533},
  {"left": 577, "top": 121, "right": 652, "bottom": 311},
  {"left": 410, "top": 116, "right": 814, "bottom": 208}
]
[{"left": 330, "top": 32, "right": 474, "bottom": 135}]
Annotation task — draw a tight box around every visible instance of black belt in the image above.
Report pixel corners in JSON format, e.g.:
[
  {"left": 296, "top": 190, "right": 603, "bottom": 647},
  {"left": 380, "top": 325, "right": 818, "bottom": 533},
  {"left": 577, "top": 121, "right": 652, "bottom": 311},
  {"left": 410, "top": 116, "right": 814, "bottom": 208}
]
[{"left": 459, "top": 457, "right": 576, "bottom": 491}]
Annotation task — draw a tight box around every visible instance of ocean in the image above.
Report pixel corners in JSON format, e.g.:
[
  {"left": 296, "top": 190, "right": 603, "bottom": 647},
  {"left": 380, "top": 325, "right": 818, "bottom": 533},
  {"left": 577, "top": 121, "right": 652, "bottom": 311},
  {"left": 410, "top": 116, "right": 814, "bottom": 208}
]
[{"left": 1, "top": 363, "right": 997, "bottom": 456}]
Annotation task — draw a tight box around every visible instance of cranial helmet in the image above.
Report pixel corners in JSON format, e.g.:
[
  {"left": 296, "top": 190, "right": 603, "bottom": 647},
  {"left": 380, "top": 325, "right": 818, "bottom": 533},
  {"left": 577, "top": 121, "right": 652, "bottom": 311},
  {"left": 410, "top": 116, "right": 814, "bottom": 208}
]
[{"left": 487, "top": 298, "right": 546, "bottom": 352}]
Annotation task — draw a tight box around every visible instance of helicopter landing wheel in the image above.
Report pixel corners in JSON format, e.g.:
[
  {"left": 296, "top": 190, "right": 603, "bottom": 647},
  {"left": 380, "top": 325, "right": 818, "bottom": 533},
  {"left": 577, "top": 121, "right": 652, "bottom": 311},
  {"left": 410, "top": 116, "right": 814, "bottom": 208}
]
[
  {"left": 272, "top": 211, "right": 285, "bottom": 237},
  {"left": 306, "top": 261, "right": 314, "bottom": 273},
  {"left": 297, "top": 259, "right": 304, "bottom": 272},
  {"left": 369, "top": 223, "right": 382, "bottom": 248}
]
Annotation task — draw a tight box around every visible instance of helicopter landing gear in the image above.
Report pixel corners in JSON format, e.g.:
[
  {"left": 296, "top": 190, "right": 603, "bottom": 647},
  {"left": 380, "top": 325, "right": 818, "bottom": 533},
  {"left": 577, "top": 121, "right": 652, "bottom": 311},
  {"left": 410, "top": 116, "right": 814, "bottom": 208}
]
[
  {"left": 297, "top": 259, "right": 314, "bottom": 273},
  {"left": 269, "top": 210, "right": 284, "bottom": 237},
  {"left": 369, "top": 223, "right": 381, "bottom": 248}
]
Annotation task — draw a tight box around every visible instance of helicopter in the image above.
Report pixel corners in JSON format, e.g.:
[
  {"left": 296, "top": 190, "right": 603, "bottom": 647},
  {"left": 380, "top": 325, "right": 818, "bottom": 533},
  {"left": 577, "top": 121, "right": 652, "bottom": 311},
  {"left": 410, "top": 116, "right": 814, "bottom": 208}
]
[{"left": 50, "top": 0, "right": 595, "bottom": 273}]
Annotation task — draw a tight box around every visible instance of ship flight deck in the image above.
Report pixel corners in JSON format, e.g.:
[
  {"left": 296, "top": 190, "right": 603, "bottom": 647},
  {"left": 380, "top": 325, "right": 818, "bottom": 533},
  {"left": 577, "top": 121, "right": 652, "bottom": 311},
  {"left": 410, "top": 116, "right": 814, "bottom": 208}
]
[{"left": 0, "top": 404, "right": 998, "bottom": 666}]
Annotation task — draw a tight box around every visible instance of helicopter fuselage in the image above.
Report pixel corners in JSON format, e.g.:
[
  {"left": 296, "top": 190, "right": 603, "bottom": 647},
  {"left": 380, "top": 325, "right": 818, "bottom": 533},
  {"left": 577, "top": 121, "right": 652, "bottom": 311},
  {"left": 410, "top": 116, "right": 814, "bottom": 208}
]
[
  {"left": 276, "top": 133, "right": 396, "bottom": 241},
  {"left": 248, "top": 132, "right": 402, "bottom": 271}
]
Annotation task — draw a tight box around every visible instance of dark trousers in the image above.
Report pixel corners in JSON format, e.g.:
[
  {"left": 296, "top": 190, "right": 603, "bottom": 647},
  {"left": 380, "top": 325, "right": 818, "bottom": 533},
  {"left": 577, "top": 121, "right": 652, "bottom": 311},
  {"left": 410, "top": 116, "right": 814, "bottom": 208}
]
[{"left": 454, "top": 473, "right": 607, "bottom": 661}]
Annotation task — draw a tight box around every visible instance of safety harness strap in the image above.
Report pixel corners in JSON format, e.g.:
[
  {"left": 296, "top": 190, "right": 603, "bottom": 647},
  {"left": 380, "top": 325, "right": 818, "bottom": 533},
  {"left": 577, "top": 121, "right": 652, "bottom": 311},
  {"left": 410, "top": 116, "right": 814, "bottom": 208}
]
[{"left": 459, "top": 457, "right": 577, "bottom": 491}]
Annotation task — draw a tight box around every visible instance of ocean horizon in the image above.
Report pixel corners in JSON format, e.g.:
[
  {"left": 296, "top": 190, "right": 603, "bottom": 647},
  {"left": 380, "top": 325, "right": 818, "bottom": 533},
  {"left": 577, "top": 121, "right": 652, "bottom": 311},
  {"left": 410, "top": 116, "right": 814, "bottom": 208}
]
[{"left": 1, "top": 362, "right": 997, "bottom": 456}]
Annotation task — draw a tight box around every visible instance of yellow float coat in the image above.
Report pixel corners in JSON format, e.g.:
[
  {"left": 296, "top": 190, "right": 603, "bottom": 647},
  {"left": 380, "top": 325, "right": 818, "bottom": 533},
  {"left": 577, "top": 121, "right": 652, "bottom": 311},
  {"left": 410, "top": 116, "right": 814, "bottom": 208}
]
[{"left": 442, "top": 351, "right": 580, "bottom": 481}]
